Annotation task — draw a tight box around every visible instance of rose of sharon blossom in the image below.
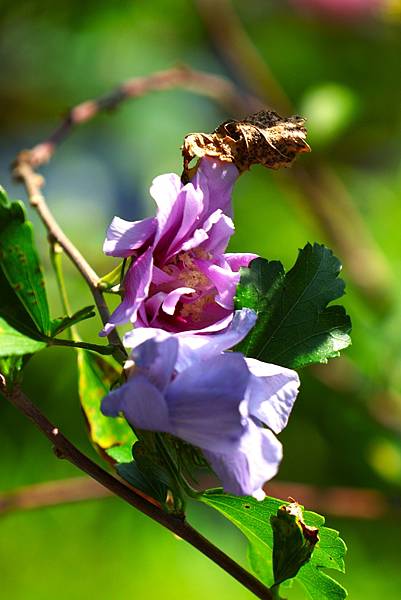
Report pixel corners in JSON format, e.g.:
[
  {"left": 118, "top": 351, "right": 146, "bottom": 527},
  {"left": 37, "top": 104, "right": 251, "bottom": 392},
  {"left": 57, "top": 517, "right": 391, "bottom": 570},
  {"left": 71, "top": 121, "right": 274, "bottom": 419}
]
[
  {"left": 102, "top": 309, "right": 300, "bottom": 499},
  {"left": 100, "top": 158, "right": 257, "bottom": 336}
]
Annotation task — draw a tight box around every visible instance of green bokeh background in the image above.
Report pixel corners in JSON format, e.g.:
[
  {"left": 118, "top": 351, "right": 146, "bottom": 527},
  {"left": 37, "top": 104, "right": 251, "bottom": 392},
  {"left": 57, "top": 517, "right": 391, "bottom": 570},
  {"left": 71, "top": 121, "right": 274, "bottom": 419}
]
[{"left": 1, "top": 1, "right": 401, "bottom": 598}]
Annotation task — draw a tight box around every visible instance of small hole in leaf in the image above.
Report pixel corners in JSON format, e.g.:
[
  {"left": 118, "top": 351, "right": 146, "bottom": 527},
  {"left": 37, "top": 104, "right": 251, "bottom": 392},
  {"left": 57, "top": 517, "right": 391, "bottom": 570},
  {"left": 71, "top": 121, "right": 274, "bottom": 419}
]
[{"left": 244, "top": 504, "right": 251, "bottom": 509}]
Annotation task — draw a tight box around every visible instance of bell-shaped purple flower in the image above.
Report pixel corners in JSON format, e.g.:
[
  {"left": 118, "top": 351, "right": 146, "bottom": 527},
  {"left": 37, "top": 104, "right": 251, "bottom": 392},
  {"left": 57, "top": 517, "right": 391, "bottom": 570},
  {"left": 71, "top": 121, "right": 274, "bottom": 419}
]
[
  {"left": 100, "top": 158, "right": 257, "bottom": 336},
  {"left": 101, "top": 309, "right": 300, "bottom": 499}
]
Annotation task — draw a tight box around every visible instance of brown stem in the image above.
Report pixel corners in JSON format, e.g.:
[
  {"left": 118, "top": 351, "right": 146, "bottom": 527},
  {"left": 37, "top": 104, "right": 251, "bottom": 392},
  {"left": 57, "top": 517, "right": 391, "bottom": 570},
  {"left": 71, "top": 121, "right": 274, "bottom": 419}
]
[
  {"left": 0, "top": 381, "right": 273, "bottom": 600},
  {"left": 11, "top": 160, "right": 124, "bottom": 357},
  {"left": 13, "top": 65, "right": 255, "bottom": 170}
]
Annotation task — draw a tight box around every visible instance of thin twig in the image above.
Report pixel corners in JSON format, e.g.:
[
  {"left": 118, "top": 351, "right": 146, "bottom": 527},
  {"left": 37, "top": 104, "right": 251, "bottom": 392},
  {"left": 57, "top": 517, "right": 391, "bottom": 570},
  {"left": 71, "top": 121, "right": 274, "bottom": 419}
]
[
  {"left": 12, "top": 160, "right": 125, "bottom": 360},
  {"left": 0, "top": 381, "right": 273, "bottom": 600},
  {"left": 14, "top": 65, "right": 256, "bottom": 170},
  {"left": 0, "top": 474, "right": 394, "bottom": 520}
]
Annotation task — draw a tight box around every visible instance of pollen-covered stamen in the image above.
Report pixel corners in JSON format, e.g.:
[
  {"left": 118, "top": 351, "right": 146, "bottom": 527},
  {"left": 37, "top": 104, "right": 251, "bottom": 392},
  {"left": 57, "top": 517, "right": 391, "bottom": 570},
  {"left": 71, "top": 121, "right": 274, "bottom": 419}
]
[
  {"left": 161, "top": 250, "right": 217, "bottom": 322},
  {"left": 180, "top": 292, "right": 216, "bottom": 321}
]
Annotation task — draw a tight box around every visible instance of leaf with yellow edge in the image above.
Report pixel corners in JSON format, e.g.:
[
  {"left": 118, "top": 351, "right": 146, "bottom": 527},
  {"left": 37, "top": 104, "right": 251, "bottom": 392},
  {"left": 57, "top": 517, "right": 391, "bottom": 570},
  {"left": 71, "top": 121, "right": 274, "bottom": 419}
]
[{"left": 77, "top": 349, "right": 135, "bottom": 457}]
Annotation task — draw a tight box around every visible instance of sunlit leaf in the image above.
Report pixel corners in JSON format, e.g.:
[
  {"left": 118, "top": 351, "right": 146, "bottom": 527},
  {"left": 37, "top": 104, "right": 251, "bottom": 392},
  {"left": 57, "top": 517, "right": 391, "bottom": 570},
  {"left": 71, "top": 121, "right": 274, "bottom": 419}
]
[
  {"left": 0, "top": 187, "right": 51, "bottom": 336},
  {"left": 77, "top": 349, "right": 135, "bottom": 455},
  {"left": 0, "top": 355, "right": 24, "bottom": 388},
  {"left": 0, "top": 317, "right": 46, "bottom": 357},
  {"left": 201, "top": 490, "right": 347, "bottom": 599},
  {"left": 235, "top": 244, "right": 351, "bottom": 368}
]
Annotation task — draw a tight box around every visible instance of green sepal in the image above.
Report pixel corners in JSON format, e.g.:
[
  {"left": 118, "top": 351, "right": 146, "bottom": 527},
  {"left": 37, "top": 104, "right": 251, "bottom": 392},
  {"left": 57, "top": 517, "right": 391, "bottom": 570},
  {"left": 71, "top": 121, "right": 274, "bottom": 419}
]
[
  {"left": 98, "top": 260, "right": 126, "bottom": 292},
  {"left": 50, "top": 305, "right": 96, "bottom": 337}
]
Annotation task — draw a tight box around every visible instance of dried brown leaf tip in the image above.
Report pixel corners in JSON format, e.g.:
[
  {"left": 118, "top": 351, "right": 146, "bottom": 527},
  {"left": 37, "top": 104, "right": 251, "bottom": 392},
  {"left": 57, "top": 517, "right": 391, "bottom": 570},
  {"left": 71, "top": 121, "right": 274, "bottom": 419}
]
[{"left": 182, "top": 110, "right": 310, "bottom": 180}]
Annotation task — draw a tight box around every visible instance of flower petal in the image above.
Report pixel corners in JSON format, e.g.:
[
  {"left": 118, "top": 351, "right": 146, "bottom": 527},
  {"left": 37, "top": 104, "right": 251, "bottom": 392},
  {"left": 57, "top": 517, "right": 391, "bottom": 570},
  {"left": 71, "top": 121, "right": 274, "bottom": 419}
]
[
  {"left": 100, "top": 247, "right": 153, "bottom": 335},
  {"left": 102, "top": 374, "right": 171, "bottom": 433},
  {"left": 150, "top": 173, "right": 182, "bottom": 238},
  {"left": 151, "top": 174, "right": 204, "bottom": 259},
  {"left": 180, "top": 227, "right": 209, "bottom": 252},
  {"left": 162, "top": 287, "right": 196, "bottom": 315},
  {"left": 165, "top": 353, "right": 250, "bottom": 452},
  {"left": 133, "top": 336, "right": 178, "bottom": 392},
  {"left": 145, "top": 292, "right": 167, "bottom": 324},
  {"left": 164, "top": 187, "right": 204, "bottom": 259},
  {"left": 200, "top": 211, "right": 235, "bottom": 255},
  {"left": 124, "top": 326, "right": 171, "bottom": 349},
  {"left": 124, "top": 308, "right": 256, "bottom": 371},
  {"left": 224, "top": 253, "right": 259, "bottom": 271},
  {"left": 103, "top": 216, "right": 157, "bottom": 257},
  {"left": 196, "top": 258, "right": 239, "bottom": 310},
  {"left": 152, "top": 265, "right": 175, "bottom": 285},
  {"left": 195, "top": 157, "right": 239, "bottom": 219},
  {"left": 204, "top": 420, "right": 283, "bottom": 499},
  {"left": 174, "top": 308, "right": 256, "bottom": 369},
  {"left": 245, "top": 358, "right": 300, "bottom": 434}
]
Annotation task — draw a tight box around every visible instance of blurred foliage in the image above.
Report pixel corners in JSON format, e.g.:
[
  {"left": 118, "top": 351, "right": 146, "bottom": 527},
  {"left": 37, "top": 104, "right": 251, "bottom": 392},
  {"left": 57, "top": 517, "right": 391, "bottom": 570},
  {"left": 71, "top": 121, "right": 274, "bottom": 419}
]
[{"left": 1, "top": 0, "right": 401, "bottom": 598}]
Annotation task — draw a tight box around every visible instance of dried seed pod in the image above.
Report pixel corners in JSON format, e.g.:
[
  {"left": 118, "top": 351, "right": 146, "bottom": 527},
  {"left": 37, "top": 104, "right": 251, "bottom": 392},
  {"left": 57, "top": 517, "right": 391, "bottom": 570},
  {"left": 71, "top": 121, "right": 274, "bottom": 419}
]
[{"left": 182, "top": 110, "right": 310, "bottom": 180}]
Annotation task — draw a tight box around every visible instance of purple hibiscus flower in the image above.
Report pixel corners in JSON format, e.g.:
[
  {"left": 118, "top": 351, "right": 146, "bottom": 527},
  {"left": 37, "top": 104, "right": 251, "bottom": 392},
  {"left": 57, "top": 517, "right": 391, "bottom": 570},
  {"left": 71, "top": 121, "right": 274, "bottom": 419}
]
[
  {"left": 102, "top": 309, "right": 300, "bottom": 499},
  {"left": 100, "top": 158, "right": 257, "bottom": 336}
]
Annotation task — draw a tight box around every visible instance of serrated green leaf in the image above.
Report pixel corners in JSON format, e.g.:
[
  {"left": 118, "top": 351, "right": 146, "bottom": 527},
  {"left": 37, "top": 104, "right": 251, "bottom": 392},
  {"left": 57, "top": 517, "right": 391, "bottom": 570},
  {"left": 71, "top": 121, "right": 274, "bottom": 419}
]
[
  {"left": 50, "top": 305, "right": 95, "bottom": 337},
  {"left": 235, "top": 244, "right": 351, "bottom": 368},
  {"left": 0, "top": 267, "right": 42, "bottom": 339},
  {"left": 200, "top": 490, "right": 347, "bottom": 600},
  {"left": 0, "top": 188, "right": 51, "bottom": 336},
  {"left": 0, "top": 317, "right": 46, "bottom": 357},
  {"left": 77, "top": 349, "right": 135, "bottom": 454}
]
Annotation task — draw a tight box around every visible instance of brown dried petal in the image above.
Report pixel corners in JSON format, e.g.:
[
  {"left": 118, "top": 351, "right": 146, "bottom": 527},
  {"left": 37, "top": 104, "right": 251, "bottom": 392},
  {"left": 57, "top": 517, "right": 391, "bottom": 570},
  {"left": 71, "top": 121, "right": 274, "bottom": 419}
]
[{"left": 182, "top": 110, "right": 310, "bottom": 180}]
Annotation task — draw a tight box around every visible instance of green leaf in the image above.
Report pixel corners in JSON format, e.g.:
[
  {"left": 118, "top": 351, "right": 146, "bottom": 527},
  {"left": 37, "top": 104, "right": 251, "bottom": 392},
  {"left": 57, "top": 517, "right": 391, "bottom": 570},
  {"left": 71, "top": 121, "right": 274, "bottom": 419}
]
[
  {"left": 200, "top": 490, "right": 347, "bottom": 600},
  {"left": 0, "top": 356, "right": 24, "bottom": 388},
  {"left": 0, "top": 317, "right": 46, "bottom": 357},
  {"left": 0, "top": 266, "right": 43, "bottom": 340},
  {"left": 0, "top": 187, "right": 51, "bottom": 336},
  {"left": 106, "top": 444, "right": 133, "bottom": 464},
  {"left": 235, "top": 244, "right": 351, "bottom": 368},
  {"left": 77, "top": 349, "right": 135, "bottom": 454},
  {"left": 117, "top": 457, "right": 170, "bottom": 505},
  {"left": 270, "top": 502, "right": 319, "bottom": 587},
  {"left": 50, "top": 305, "right": 95, "bottom": 337}
]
